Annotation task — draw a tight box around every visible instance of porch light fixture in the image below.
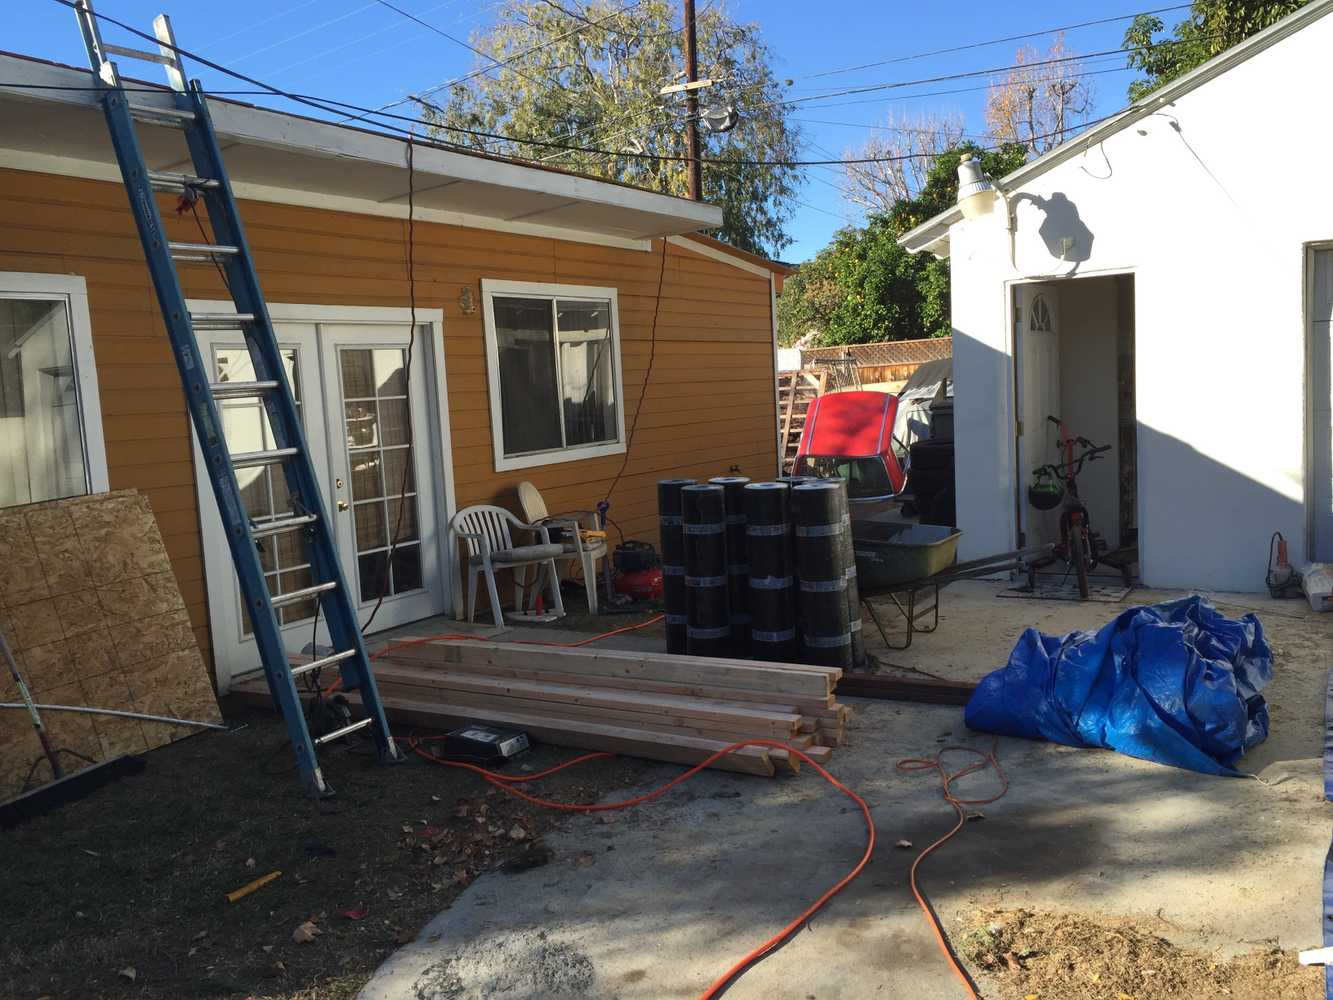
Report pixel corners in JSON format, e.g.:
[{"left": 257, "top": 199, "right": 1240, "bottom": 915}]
[{"left": 956, "top": 154, "right": 997, "bottom": 219}]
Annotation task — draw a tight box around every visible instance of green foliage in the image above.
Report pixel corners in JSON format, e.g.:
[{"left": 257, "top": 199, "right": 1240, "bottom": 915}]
[
  {"left": 423, "top": 0, "right": 800, "bottom": 256},
  {"left": 1125, "top": 1, "right": 1310, "bottom": 101},
  {"left": 778, "top": 144, "right": 1027, "bottom": 346}
]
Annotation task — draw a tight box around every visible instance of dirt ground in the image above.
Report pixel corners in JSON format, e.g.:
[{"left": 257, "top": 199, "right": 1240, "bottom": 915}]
[
  {"left": 961, "top": 908, "right": 1320, "bottom": 1000},
  {"left": 1, "top": 706, "right": 656, "bottom": 1000}
]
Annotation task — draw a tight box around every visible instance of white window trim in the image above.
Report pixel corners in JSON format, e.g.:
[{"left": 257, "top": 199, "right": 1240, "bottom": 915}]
[
  {"left": 0, "top": 272, "right": 108, "bottom": 503},
  {"left": 481, "top": 279, "right": 626, "bottom": 473}
]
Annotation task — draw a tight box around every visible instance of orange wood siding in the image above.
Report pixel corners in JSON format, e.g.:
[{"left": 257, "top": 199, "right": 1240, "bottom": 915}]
[{"left": 0, "top": 167, "right": 779, "bottom": 665}]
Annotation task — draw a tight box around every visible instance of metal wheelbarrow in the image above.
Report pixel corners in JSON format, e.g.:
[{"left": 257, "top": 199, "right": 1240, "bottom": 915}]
[{"left": 852, "top": 517, "right": 1053, "bottom": 649}]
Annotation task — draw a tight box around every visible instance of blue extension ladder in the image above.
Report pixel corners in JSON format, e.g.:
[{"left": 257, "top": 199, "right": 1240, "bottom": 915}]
[{"left": 72, "top": 1, "right": 403, "bottom": 796}]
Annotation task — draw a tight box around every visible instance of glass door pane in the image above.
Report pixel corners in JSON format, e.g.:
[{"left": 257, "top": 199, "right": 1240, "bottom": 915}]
[
  {"left": 338, "top": 347, "right": 423, "bottom": 602},
  {"left": 212, "top": 346, "right": 314, "bottom": 631}
]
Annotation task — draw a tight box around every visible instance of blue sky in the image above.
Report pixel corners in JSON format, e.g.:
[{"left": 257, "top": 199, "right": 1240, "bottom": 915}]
[{"left": 6, "top": 0, "right": 1170, "bottom": 260}]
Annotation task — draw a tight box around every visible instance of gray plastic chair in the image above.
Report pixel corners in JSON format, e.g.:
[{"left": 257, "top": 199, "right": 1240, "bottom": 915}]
[{"left": 449, "top": 505, "right": 566, "bottom": 626}]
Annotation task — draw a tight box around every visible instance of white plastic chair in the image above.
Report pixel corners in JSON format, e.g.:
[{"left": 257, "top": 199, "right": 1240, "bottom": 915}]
[
  {"left": 449, "top": 504, "right": 566, "bottom": 626},
  {"left": 516, "top": 481, "right": 609, "bottom": 614}
]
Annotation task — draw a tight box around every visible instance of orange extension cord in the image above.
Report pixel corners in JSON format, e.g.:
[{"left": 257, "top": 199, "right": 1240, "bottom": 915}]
[
  {"left": 316, "top": 615, "right": 878, "bottom": 996},
  {"left": 410, "top": 735, "right": 876, "bottom": 999},
  {"left": 897, "top": 737, "right": 1009, "bottom": 999}
]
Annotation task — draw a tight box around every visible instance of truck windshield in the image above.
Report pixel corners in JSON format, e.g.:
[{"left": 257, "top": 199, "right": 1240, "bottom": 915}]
[{"left": 797, "top": 456, "right": 894, "bottom": 499}]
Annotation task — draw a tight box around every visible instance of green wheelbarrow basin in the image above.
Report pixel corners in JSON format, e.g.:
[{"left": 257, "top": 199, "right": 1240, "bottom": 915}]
[{"left": 851, "top": 520, "right": 962, "bottom": 594}]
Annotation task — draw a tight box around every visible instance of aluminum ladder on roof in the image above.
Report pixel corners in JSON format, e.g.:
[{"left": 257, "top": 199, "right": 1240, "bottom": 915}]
[{"left": 71, "top": 0, "right": 403, "bottom": 797}]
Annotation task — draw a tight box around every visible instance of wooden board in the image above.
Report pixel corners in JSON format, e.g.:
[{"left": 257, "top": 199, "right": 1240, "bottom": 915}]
[
  {"left": 381, "top": 641, "right": 836, "bottom": 698},
  {"left": 372, "top": 665, "right": 801, "bottom": 738},
  {"left": 372, "top": 650, "right": 837, "bottom": 713},
  {"left": 835, "top": 673, "right": 977, "bottom": 706},
  {"left": 0, "top": 490, "right": 221, "bottom": 801},
  {"left": 232, "top": 681, "right": 776, "bottom": 777}
]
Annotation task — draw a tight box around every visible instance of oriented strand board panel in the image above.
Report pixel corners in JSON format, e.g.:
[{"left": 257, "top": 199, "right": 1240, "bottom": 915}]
[{"left": 0, "top": 489, "right": 221, "bottom": 801}]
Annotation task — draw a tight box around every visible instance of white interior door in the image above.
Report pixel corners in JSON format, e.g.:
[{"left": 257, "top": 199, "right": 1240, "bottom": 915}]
[
  {"left": 1313, "top": 250, "right": 1333, "bottom": 561},
  {"left": 194, "top": 310, "right": 449, "bottom": 690},
  {"left": 320, "top": 325, "right": 444, "bottom": 630},
  {"left": 1014, "top": 284, "right": 1062, "bottom": 548}
]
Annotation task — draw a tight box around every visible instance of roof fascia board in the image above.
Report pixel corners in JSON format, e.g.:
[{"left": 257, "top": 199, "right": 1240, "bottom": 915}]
[
  {"left": 897, "top": 0, "right": 1333, "bottom": 254},
  {"left": 0, "top": 54, "right": 724, "bottom": 231},
  {"left": 666, "top": 235, "right": 775, "bottom": 279}
]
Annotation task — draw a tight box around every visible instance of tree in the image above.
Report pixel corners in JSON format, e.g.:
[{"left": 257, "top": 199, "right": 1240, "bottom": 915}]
[
  {"left": 1125, "top": 1, "right": 1310, "bottom": 101},
  {"left": 778, "top": 143, "right": 1028, "bottom": 346},
  {"left": 421, "top": 0, "right": 801, "bottom": 256},
  {"left": 838, "top": 112, "right": 966, "bottom": 215},
  {"left": 985, "top": 35, "right": 1094, "bottom": 155}
]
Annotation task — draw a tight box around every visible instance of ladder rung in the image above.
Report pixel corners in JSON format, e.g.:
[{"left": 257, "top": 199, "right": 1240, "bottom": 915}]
[
  {"left": 211, "top": 379, "right": 278, "bottom": 399},
  {"left": 314, "top": 717, "right": 374, "bottom": 746},
  {"left": 291, "top": 649, "right": 357, "bottom": 679},
  {"left": 271, "top": 580, "right": 337, "bottom": 609},
  {"left": 148, "top": 170, "right": 219, "bottom": 191},
  {"left": 231, "top": 447, "right": 298, "bottom": 467},
  {"left": 128, "top": 104, "right": 197, "bottom": 124},
  {"left": 170, "top": 240, "right": 239, "bottom": 260},
  {"left": 190, "top": 312, "right": 255, "bottom": 329},
  {"left": 103, "top": 43, "right": 176, "bottom": 66},
  {"left": 250, "top": 513, "right": 318, "bottom": 538}
]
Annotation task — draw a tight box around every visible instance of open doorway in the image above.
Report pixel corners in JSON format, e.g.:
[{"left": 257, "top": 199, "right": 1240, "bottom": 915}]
[{"left": 1013, "top": 274, "right": 1138, "bottom": 583}]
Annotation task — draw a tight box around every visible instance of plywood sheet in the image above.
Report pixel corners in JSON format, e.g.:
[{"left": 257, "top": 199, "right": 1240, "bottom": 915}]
[{"left": 0, "top": 490, "right": 221, "bottom": 801}]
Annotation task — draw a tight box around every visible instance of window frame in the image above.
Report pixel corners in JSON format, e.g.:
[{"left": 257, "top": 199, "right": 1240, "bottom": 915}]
[
  {"left": 480, "top": 279, "right": 626, "bottom": 472},
  {"left": 0, "top": 272, "right": 107, "bottom": 507}
]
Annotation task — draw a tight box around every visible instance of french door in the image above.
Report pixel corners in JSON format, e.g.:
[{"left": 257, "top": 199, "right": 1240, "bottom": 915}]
[{"left": 193, "top": 309, "right": 448, "bottom": 689}]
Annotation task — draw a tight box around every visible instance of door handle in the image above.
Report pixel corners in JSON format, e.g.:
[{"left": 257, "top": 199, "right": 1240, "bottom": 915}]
[{"left": 337, "top": 500, "right": 349, "bottom": 512}]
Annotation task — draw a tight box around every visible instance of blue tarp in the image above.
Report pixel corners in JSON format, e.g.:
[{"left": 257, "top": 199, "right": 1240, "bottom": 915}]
[{"left": 964, "top": 596, "right": 1272, "bottom": 775}]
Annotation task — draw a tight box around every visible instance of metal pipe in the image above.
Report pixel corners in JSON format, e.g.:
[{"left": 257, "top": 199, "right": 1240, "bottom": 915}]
[
  {"left": 0, "top": 703, "right": 229, "bottom": 731},
  {"left": 0, "top": 628, "right": 63, "bottom": 778}
]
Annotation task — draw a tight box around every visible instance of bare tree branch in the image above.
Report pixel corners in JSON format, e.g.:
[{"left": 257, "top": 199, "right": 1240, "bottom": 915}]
[
  {"left": 985, "top": 34, "right": 1094, "bottom": 155},
  {"left": 838, "top": 111, "right": 966, "bottom": 215}
]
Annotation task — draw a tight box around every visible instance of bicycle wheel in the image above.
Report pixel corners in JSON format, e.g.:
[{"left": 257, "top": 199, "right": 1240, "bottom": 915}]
[{"left": 1069, "top": 527, "right": 1090, "bottom": 599}]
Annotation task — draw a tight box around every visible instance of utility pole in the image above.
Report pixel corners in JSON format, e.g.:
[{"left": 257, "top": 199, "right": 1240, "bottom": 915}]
[{"left": 682, "top": 0, "right": 702, "bottom": 201}]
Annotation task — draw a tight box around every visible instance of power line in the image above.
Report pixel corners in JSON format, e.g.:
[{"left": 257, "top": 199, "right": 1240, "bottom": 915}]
[
  {"left": 781, "top": 32, "right": 1223, "bottom": 107},
  {"left": 229, "top": 0, "right": 379, "bottom": 65},
  {"left": 266, "top": 0, "right": 464, "bottom": 79},
  {"left": 212, "top": 0, "right": 322, "bottom": 47},
  {"left": 345, "top": 0, "right": 644, "bottom": 122},
  {"left": 44, "top": 0, "right": 1130, "bottom": 169},
  {"left": 796, "top": 3, "right": 1192, "bottom": 81},
  {"left": 370, "top": 0, "right": 547, "bottom": 87}
]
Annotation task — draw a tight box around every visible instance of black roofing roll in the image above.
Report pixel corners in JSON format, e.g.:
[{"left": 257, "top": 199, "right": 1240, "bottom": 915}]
[
  {"left": 792, "top": 481, "right": 852, "bottom": 669},
  {"left": 710, "top": 476, "right": 751, "bottom": 657},
  {"left": 744, "top": 482, "right": 797, "bottom": 662},
  {"left": 682, "top": 483, "right": 730, "bottom": 658},
  {"left": 823, "top": 479, "right": 866, "bottom": 668},
  {"left": 657, "top": 478, "right": 696, "bottom": 654}
]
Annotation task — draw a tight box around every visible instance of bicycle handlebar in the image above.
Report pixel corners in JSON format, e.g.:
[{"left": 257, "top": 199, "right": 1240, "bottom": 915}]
[{"left": 1033, "top": 443, "right": 1111, "bottom": 481}]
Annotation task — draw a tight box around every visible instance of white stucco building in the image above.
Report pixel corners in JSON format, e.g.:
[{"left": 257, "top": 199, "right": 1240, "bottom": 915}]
[{"left": 899, "top": 0, "right": 1333, "bottom": 592}]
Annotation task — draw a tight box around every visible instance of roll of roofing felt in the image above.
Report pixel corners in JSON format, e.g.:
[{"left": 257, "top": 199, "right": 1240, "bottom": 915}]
[
  {"left": 710, "top": 476, "right": 751, "bottom": 657},
  {"left": 824, "top": 479, "right": 866, "bottom": 668},
  {"left": 792, "top": 482, "right": 852, "bottom": 669},
  {"left": 657, "top": 478, "right": 696, "bottom": 655},
  {"left": 682, "top": 483, "right": 731, "bottom": 658},
  {"left": 744, "top": 482, "right": 798, "bottom": 663}
]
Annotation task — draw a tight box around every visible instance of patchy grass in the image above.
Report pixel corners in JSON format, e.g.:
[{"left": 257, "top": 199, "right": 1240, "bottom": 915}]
[{"left": 2, "top": 706, "right": 655, "bottom": 1000}]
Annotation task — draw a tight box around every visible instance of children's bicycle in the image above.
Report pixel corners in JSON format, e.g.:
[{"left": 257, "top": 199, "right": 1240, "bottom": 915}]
[{"left": 1028, "top": 416, "right": 1112, "bottom": 599}]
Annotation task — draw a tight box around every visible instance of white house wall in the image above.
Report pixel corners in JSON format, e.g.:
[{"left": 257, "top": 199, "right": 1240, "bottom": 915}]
[{"left": 947, "top": 12, "right": 1333, "bottom": 590}]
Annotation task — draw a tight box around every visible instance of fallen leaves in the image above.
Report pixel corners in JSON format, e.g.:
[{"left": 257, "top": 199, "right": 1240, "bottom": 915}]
[
  {"left": 291, "top": 919, "right": 321, "bottom": 944},
  {"left": 340, "top": 903, "right": 369, "bottom": 920},
  {"left": 117, "top": 967, "right": 137, "bottom": 982}
]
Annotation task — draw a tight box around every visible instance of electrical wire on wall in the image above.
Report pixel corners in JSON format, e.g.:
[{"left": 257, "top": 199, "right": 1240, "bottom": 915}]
[
  {"left": 603, "top": 236, "right": 668, "bottom": 505},
  {"left": 361, "top": 130, "right": 419, "bottom": 633}
]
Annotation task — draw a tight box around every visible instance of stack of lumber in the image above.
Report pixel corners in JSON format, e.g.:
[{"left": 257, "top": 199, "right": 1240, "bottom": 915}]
[{"left": 245, "top": 641, "right": 853, "bottom": 778}]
